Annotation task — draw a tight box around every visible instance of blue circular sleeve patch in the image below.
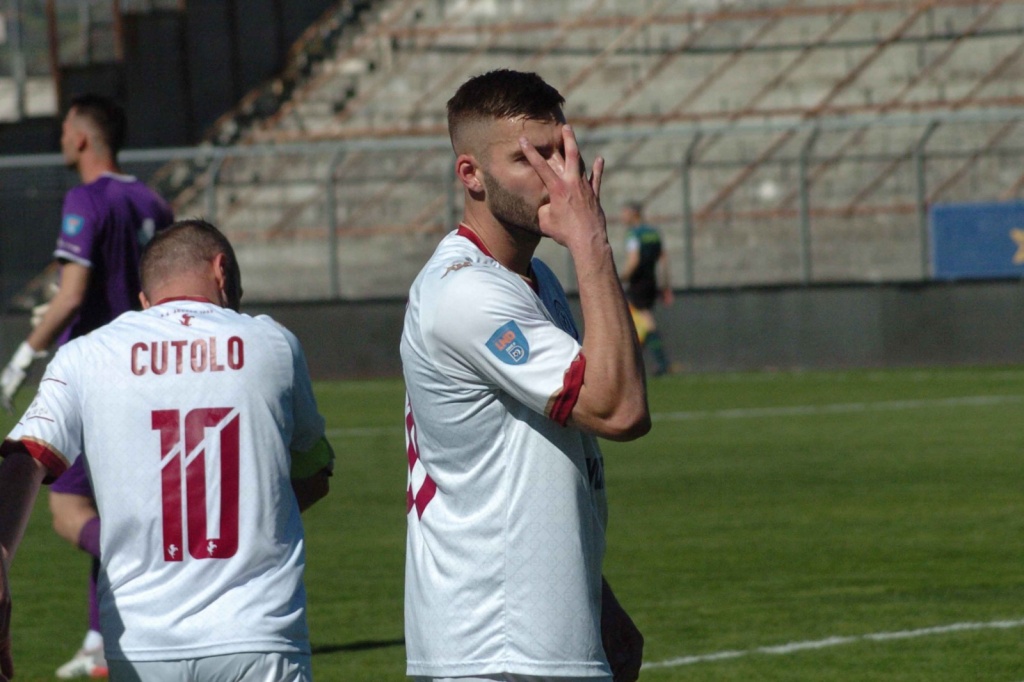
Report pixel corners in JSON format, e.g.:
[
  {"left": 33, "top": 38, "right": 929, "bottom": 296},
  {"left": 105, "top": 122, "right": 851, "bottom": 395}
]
[{"left": 486, "top": 321, "right": 530, "bottom": 365}]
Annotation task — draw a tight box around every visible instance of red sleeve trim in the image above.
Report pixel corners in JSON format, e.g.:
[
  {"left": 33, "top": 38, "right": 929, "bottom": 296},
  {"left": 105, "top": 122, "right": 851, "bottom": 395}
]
[
  {"left": 548, "top": 353, "right": 586, "bottom": 426},
  {"left": 0, "top": 438, "right": 68, "bottom": 484}
]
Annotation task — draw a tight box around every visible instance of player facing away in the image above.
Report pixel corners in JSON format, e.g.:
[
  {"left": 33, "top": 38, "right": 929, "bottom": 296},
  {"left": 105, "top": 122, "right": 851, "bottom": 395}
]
[
  {"left": 619, "top": 201, "right": 672, "bottom": 377},
  {"left": 0, "top": 93, "right": 174, "bottom": 678},
  {"left": 0, "top": 219, "right": 334, "bottom": 682},
  {"left": 401, "top": 70, "right": 650, "bottom": 682}
]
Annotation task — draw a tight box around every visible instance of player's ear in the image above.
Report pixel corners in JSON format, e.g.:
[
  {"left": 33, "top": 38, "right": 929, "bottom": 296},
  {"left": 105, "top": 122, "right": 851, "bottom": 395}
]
[
  {"left": 212, "top": 252, "right": 241, "bottom": 311},
  {"left": 72, "top": 124, "right": 89, "bottom": 153},
  {"left": 212, "top": 252, "right": 228, "bottom": 292},
  {"left": 139, "top": 291, "right": 151, "bottom": 310},
  {"left": 455, "top": 154, "right": 484, "bottom": 194}
]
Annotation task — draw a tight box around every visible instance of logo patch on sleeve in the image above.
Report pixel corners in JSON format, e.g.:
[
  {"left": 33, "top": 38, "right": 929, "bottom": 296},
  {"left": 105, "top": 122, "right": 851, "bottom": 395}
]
[
  {"left": 62, "top": 214, "right": 85, "bottom": 236},
  {"left": 486, "top": 321, "right": 530, "bottom": 365}
]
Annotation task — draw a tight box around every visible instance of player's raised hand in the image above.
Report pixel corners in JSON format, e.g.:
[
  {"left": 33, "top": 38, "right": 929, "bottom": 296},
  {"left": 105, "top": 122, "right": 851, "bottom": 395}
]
[{"left": 519, "top": 124, "right": 606, "bottom": 251}]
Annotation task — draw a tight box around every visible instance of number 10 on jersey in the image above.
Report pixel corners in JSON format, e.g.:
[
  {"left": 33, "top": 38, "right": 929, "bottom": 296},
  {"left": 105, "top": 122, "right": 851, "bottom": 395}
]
[{"left": 152, "top": 408, "right": 240, "bottom": 561}]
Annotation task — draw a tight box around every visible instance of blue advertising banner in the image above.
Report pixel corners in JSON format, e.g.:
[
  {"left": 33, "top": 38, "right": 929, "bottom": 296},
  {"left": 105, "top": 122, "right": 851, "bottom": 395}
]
[{"left": 930, "top": 201, "right": 1024, "bottom": 280}]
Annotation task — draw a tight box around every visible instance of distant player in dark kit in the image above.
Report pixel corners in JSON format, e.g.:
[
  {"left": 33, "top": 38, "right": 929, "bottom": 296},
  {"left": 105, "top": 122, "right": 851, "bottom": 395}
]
[
  {"left": 620, "top": 201, "right": 672, "bottom": 376},
  {"left": 0, "top": 93, "right": 174, "bottom": 678}
]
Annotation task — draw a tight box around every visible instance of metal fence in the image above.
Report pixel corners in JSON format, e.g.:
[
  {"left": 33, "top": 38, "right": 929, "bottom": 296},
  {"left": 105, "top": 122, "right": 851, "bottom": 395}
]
[{"left": 4, "top": 105, "right": 1024, "bottom": 304}]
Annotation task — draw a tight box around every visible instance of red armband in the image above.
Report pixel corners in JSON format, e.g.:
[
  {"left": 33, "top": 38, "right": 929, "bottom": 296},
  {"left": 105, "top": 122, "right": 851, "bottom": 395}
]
[
  {"left": 0, "top": 438, "right": 67, "bottom": 484},
  {"left": 548, "top": 353, "right": 586, "bottom": 426}
]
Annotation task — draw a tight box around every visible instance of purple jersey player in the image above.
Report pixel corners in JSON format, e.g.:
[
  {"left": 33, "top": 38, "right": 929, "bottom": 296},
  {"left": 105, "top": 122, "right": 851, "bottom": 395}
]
[
  {"left": 53, "top": 174, "right": 172, "bottom": 345},
  {"left": 0, "top": 93, "right": 173, "bottom": 679}
]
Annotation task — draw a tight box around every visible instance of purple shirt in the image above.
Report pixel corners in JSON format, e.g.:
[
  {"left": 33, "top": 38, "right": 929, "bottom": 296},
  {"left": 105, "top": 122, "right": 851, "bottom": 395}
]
[{"left": 55, "top": 172, "right": 174, "bottom": 346}]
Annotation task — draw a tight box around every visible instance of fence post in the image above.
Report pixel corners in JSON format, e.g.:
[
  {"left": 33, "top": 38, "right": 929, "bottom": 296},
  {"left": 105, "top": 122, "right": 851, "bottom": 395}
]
[
  {"left": 915, "top": 121, "right": 939, "bottom": 280},
  {"left": 204, "top": 156, "right": 224, "bottom": 223},
  {"left": 9, "top": 0, "right": 27, "bottom": 119},
  {"left": 799, "top": 127, "right": 820, "bottom": 284},
  {"left": 326, "top": 150, "right": 346, "bottom": 299},
  {"left": 682, "top": 133, "right": 702, "bottom": 289},
  {"left": 445, "top": 161, "right": 457, "bottom": 232}
]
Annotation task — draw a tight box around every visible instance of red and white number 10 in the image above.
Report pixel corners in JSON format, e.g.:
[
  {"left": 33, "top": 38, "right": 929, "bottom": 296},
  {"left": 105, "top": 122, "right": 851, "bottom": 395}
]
[{"left": 152, "top": 408, "right": 240, "bottom": 562}]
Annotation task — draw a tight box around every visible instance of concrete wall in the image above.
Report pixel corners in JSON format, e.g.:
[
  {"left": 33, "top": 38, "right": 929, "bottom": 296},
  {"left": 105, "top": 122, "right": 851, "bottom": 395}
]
[
  {"left": 256, "top": 279, "right": 1024, "bottom": 379},
  {"left": 4, "top": 280, "right": 1023, "bottom": 380},
  {"left": 660, "top": 280, "right": 1024, "bottom": 372}
]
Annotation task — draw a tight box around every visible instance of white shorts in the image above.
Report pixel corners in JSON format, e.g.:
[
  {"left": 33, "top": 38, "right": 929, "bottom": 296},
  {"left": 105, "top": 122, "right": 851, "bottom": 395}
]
[
  {"left": 108, "top": 652, "right": 312, "bottom": 681},
  {"left": 411, "top": 671, "right": 610, "bottom": 675}
]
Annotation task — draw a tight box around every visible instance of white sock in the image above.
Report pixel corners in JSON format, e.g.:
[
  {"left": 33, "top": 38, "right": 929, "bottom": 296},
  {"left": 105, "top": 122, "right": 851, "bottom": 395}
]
[{"left": 82, "top": 630, "right": 103, "bottom": 651}]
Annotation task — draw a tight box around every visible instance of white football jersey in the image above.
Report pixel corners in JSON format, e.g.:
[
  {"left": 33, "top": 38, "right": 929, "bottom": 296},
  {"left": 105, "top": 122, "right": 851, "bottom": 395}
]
[
  {"left": 401, "top": 227, "right": 610, "bottom": 678},
  {"left": 4, "top": 298, "right": 325, "bottom": 662}
]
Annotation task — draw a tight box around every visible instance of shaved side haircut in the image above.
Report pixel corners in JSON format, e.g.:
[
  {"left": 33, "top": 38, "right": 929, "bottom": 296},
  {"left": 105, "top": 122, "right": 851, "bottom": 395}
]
[
  {"left": 67, "top": 93, "right": 128, "bottom": 157},
  {"left": 446, "top": 70, "right": 566, "bottom": 154},
  {"left": 140, "top": 219, "right": 242, "bottom": 310}
]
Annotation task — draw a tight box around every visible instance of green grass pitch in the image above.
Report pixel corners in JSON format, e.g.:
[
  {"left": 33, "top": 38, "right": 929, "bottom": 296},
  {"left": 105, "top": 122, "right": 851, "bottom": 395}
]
[{"left": 4, "top": 368, "right": 1023, "bottom": 680}]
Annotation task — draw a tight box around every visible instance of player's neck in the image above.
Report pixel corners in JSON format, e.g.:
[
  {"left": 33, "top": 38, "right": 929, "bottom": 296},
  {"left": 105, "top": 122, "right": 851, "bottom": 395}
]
[
  {"left": 460, "top": 211, "right": 538, "bottom": 277},
  {"left": 77, "top": 155, "right": 119, "bottom": 184}
]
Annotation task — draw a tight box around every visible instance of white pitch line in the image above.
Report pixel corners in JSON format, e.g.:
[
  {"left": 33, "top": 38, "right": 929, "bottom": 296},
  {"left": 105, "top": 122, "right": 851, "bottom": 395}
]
[
  {"left": 643, "top": 618, "right": 1024, "bottom": 669},
  {"left": 326, "top": 426, "right": 395, "bottom": 437},
  {"left": 653, "top": 394, "right": 1024, "bottom": 422}
]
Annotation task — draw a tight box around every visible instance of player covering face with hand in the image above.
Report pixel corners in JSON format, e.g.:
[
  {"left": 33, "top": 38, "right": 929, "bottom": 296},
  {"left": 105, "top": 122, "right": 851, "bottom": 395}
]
[
  {"left": 0, "top": 219, "right": 333, "bottom": 682},
  {"left": 402, "top": 69, "right": 650, "bottom": 682}
]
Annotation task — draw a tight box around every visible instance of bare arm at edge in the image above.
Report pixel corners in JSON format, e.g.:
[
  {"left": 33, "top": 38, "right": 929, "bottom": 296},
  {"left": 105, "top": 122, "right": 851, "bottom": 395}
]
[
  {"left": 0, "top": 450, "right": 49, "bottom": 681},
  {"left": 27, "top": 262, "right": 90, "bottom": 352}
]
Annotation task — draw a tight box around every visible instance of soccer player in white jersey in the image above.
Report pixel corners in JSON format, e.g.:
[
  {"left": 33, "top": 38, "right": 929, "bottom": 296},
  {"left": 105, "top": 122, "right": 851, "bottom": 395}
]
[
  {"left": 401, "top": 70, "right": 650, "bottom": 682},
  {"left": 0, "top": 219, "right": 333, "bottom": 681}
]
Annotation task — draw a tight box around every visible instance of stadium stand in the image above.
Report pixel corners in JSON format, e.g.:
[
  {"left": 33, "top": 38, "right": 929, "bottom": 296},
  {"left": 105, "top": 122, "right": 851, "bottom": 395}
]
[
  {"left": 155, "top": 0, "right": 1024, "bottom": 301},
  {"left": 7, "top": 0, "right": 1024, "bottom": 302}
]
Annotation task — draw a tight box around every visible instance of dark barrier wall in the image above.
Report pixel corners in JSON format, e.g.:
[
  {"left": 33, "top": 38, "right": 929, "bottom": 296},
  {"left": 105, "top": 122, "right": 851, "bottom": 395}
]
[
  {"left": 659, "top": 280, "right": 1024, "bottom": 372},
  {"left": 3, "top": 280, "right": 1022, "bottom": 379},
  {"left": 51, "top": 0, "right": 337, "bottom": 148},
  {"left": 122, "top": 11, "right": 194, "bottom": 147},
  {"left": 235, "top": 280, "right": 1024, "bottom": 377},
  {"left": 0, "top": 167, "right": 76, "bottom": 303}
]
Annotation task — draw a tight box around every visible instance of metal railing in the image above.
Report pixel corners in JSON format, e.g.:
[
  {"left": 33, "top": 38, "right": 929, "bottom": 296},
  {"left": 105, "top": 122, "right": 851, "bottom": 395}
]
[{"left": 3, "top": 106, "right": 1024, "bottom": 303}]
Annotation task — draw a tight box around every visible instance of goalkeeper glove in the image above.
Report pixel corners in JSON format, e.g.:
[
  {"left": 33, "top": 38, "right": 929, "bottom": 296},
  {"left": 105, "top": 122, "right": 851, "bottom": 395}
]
[{"left": 1, "top": 342, "right": 48, "bottom": 414}]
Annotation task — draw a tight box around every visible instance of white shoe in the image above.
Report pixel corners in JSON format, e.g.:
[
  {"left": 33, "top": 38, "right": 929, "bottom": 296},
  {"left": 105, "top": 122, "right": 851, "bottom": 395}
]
[{"left": 55, "top": 646, "right": 109, "bottom": 679}]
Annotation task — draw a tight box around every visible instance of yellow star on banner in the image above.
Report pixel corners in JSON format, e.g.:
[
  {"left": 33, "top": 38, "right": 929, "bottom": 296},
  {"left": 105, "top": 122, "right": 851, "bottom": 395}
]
[{"left": 1012, "top": 228, "right": 1024, "bottom": 265}]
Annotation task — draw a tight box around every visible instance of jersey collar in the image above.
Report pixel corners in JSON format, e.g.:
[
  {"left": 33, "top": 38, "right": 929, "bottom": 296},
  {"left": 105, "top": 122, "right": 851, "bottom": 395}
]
[
  {"left": 153, "top": 295, "right": 216, "bottom": 306},
  {"left": 456, "top": 224, "right": 493, "bottom": 258},
  {"left": 456, "top": 224, "right": 538, "bottom": 292}
]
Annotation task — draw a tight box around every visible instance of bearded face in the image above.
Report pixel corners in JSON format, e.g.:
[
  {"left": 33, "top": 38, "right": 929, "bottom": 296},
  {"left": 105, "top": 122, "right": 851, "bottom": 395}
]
[{"left": 482, "top": 169, "right": 543, "bottom": 236}]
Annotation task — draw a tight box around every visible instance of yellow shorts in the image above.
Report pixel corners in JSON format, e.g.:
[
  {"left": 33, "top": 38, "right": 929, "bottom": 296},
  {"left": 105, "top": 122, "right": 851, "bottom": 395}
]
[{"left": 629, "top": 303, "right": 649, "bottom": 344}]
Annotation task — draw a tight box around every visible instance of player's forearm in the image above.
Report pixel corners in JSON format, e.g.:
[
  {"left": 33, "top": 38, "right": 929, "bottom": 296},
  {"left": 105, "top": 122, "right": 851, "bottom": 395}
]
[
  {"left": 26, "top": 289, "right": 82, "bottom": 351},
  {"left": 0, "top": 451, "right": 47, "bottom": 563},
  {"left": 26, "top": 262, "right": 90, "bottom": 352},
  {"left": 570, "top": 239, "right": 650, "bottom": 441},
  {"left": 291, "top": 468, "right": 330, "bottom": 512}
]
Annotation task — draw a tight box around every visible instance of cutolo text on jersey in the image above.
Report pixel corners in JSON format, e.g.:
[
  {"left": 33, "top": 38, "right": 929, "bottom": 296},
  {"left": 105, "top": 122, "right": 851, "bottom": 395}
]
[{"left": 130, "top": 336, "right": 245, "bottom": 376}]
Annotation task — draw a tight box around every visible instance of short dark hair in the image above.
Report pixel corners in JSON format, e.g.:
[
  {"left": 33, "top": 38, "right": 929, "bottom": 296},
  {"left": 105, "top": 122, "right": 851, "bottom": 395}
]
[
  {"left": 141, "top": 219, "right": 242, "bottom": 310},
  {"left": 447, "top": 70, "right": 565, "bottom": 146},
  {"left": 68, "top": 93, "right": 127, "bottom": 155}
]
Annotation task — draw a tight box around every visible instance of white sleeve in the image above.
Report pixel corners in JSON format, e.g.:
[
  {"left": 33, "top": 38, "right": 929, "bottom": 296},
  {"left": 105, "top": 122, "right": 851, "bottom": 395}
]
[
  {"left": 425, "top": 268, "right": 582, "bottom": 418},
  {"left": 257, "top": 316, "right": 325, "bottom": 453},
  {"left": 3, "top": 346, "right": 83, "bottom": 479}
]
